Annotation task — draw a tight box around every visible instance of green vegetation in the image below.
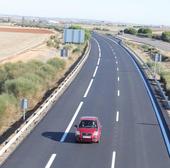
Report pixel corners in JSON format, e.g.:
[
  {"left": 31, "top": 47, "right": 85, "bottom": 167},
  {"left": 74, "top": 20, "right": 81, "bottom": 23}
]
[
  {"left": 72, "top": 47, "right": 81, "bottom": 54},
  {"left": 69, "top": 25, "right": 91, "bottom": 42},
  {"left": 137, "top": 28, "right": 152, "bottom": 37},
  {"left": 124, "top": 27, "right": 170, "bottom": 43},
  {"left": 47, "top": 35, "right": 60, "bottom": 48},
  {"left": 124, "top": 28, "right": 152, "bottom": 37},
  {"left": 124, "top": 28, "right": 137, "bottom": 35},
  {"left": 160, "top": 71, "right": 170, "bottom": 95},
  {"left": 0, "top": 58, "right": 66, "bottom": 128},
  {"left": 161, "top": 31, "right": 170, "bottom": 42},
  {"left": 0, "top": 94, "right": 17, "bottom": 120}
]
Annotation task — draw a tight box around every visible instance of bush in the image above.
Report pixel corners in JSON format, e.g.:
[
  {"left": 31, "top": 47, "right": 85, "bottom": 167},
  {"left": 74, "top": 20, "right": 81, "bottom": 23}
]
[
  {"left": 160, "top": 71, "right": 170, "bottom": 92},
  {"left": 4, "top": 77, "right": 38, "bottom": 98},
  {"left": 161, "top": 32, "right": 170, "bottom": 42},
  {"left": 124, "top": 28, "right": 137, "bottom": 35},
  {"left": 47, "top": 57, "right": 66, "bottom": 70},
  {"left": 152, "top": 34, "right": 161, "bottom": 40},
  {"left": 0, "top": 57, "right": 67, "bottom": 131},
  {"left": 47, "top": 36, "right": 60, "bottom": 48},
  {"left": 0, "top": 94, "right": 17, "bottom": 119},
  {"left": 138, "top": 28, "right": 152, "bottom": 34},
  {"left": 72, "top": 47, "right": 81, "bottom": 53},
  {"left": 137, "top": 28, "right": 152, "bottom": 37}
]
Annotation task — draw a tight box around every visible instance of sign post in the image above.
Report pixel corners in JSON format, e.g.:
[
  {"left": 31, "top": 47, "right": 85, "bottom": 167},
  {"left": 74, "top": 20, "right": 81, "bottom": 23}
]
[{"left": 21, "top": 98, "right": 28, "bottom": 121}]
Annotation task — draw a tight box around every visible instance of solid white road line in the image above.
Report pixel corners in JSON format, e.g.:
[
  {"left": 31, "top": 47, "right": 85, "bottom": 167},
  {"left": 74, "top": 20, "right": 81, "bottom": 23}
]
[
  {"left": 99, "top": 50, "right": 101, "bottom": 57},
  {"left": 60, "top": 102, "right": 83, "bottom": 142},
  {"left": 116, "top": 111, "right": 119, "bottom": 122},
  {"left": 111, "top": 151, "right": 116, "bottom": 168},
  {"left": 93, "top": 66, "right": 99, "bottom": 78},
  {"left": 45, "top": 154, "right": 56, "bottom": 168},
  {"left": 117, "top": 90, "right": 120, "bottom": 96},
  {"left": 118, "top": 76, "right": 120, "bottom": 82},
  {"left": 84, "top": 79, "right": 94, "bottom": 98},
  {"left": 97, "top": 58, "right": 101, "bottom": 66}
]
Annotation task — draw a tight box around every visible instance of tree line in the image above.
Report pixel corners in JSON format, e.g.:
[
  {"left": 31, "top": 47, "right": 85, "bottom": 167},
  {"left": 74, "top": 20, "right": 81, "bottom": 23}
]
[{"left": 123, "top": 28, "right": 170, "bottom": 42}]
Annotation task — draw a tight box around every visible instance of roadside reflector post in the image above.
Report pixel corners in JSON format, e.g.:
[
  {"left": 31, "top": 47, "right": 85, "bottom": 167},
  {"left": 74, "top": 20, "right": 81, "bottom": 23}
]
[{"left": 154, "top": 53, "right": 162, "bottom": 80}]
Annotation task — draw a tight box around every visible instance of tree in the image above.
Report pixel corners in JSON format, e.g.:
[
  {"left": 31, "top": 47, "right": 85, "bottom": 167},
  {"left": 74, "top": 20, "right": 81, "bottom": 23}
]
[
  {"left": 161, "top": 32, "right": 170, "bottom": 42},
  {"left": 124, "top": 28, "right": 137, "bottom": 35}
]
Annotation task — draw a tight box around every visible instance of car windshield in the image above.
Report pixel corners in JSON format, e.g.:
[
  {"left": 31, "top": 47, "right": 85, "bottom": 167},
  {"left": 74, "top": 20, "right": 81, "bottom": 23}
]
[{"left": 79, "top": 120, "right": 97, "bottom": 128}]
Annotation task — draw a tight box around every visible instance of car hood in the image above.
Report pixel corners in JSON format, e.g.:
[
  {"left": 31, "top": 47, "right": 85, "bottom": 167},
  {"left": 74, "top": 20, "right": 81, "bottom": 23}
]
[{"left": 78, "top": 128, "right": 97, "bottom": 133}]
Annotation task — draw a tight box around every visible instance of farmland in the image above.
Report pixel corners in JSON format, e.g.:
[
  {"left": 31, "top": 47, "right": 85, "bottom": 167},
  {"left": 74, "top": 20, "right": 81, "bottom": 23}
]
[
  {"left": 0, "top": 27, "right": 54, "bottom": 62},
  {"left": 0, "top": 26, "right": 88, "bottom": 135}
]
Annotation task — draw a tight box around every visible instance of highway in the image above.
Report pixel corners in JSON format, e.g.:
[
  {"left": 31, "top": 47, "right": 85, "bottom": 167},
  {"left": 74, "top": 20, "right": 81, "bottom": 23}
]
[{"left": 1, "top": 33, "right": 170, "bottom": 168}]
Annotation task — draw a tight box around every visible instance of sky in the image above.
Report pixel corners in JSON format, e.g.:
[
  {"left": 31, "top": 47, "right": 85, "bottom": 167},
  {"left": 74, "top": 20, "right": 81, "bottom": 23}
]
[{"left": 0, "top": 0, "right": 170, "bottom": 25}]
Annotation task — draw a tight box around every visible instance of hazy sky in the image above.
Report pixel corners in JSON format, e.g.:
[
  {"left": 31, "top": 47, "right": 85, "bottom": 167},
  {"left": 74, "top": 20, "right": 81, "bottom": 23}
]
[{"left": 0, "top": 0, "right": 170, "bottom": 25}]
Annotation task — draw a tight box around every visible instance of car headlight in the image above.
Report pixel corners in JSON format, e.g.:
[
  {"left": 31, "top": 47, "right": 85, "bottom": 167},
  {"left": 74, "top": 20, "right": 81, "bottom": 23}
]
[
  {"left": 76, "top": 131, "right": 80, "bottom": 135},
  {"left": 93, "top": 131, "right": 98, "bottom": 136}
]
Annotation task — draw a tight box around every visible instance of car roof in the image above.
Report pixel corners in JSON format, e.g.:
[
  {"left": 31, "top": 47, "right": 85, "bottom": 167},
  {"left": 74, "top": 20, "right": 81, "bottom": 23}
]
[{"left": 80, "top": 116, "right": 98, "bottom": 121}]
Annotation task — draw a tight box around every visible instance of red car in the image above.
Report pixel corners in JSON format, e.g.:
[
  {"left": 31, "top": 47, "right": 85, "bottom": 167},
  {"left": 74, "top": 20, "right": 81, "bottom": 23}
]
[{"left": 74, "top": 116, "right": 102, "bottom": 143}]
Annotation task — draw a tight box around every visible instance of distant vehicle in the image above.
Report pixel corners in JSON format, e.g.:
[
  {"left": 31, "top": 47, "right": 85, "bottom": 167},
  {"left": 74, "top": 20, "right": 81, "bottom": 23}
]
[{"left": 74, "top": 116, "right": 102, "bottom": 143}]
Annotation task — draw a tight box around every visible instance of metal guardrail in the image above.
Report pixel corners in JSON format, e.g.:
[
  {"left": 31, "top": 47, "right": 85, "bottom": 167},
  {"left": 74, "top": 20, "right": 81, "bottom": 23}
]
[
  {"left": 119, "top": 39, "right": 170, "bottom": 109},
  {"left": 0, "top": 41, "right": 91, "bottom": 161}
]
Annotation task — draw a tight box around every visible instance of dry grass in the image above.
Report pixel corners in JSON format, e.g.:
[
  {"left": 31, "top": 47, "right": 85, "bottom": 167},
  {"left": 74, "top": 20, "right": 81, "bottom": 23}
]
[
  {"left": 0, "top": 32, "right": 50, "bottom": 60},
  {"left": 125, "top": 41, "right": 170, "bottom": 96},
  {"left": 0, "top": 42, "right": 87, "bottom": 135}
]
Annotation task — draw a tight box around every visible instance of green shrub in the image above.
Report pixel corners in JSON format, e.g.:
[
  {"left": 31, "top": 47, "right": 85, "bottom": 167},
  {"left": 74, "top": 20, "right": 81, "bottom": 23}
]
[
  {"left": 4, "top": 77, "right": 38, "bottom": 98},
  {"left": 152, "top": 34, "right": 161, "bottom": 40},
  {"left": 47, "top": 58, "right": 66, "bottom": 70},
  {"left": 0, "top": 56, "right": 67, "bottom": 127},
  {"left": 138, "top": 28, "right": 152, "bottom": 34},
  {"left": 0, "top": 94, "right": 17, "bottom": 118},
  {"left": 137, "top": 28, "right": 152, "bottom": 37},
  {"left": 161, "top": 32, "right": 170, "bottom": 42},
  {"left": 160, "top": 71, "right": 170, "bottom": 91},
  {"left": 72, "top": 47, "right": 81, "bottom": 53},
  {"left": 124, "top": 28, "right": 137, "bottom": 35}
]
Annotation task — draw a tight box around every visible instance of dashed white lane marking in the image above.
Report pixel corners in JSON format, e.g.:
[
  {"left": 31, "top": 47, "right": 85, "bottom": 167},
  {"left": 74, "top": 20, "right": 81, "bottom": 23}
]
[
  {"left": 92, "top": 37, "right": 101, "bottom": 58},
  {"left": 60, "top": 101, "right": 84, "bottom": 142},
  {"left": 118, "top": 76, "right": 120, "bottom": 82},
  {"left": 93, "top": 66, "right": 99, "bottom": 78},
  {"left": 97, "top": 57, "right": 101, "bottom": 65},
  {"left": 116, "top": 61, "right": 118, "bottom": 64},
  {"left": 117, "top": 67, "right": 119, "bottom": 71},
  {"left": 45, "top": 154, "right": 57, "bottom": 168},
  {"left": 117, "top": 90, "right": 120, "bottom": 96},
  {"left": 111, "top": 151, "right": 116, "bottom": 168},
  {"left": 116, "top": 111, "right": 119, "bottom": 122},
  {"left": 84, "top": 79, "right": 94, "bottom": 98}
]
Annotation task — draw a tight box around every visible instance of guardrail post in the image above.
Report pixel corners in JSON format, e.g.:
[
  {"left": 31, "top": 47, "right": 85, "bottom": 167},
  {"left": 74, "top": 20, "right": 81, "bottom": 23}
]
[{"left": 168, "top": 101, "right": 170, "bottom": 109}]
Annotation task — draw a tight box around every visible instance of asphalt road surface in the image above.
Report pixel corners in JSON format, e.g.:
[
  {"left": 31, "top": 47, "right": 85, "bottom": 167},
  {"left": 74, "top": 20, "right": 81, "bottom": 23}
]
[
  {"left": 1, "top": 33, "right": 170, "bottom": 168},
  {"left": 120, "top": 34, "right": 170, "bottom": 52}
]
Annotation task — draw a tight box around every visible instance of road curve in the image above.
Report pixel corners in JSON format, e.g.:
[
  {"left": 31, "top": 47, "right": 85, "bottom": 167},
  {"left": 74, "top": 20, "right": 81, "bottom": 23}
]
[{"left": 1, "top": 33, "right": 170, "bottom": 168}]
